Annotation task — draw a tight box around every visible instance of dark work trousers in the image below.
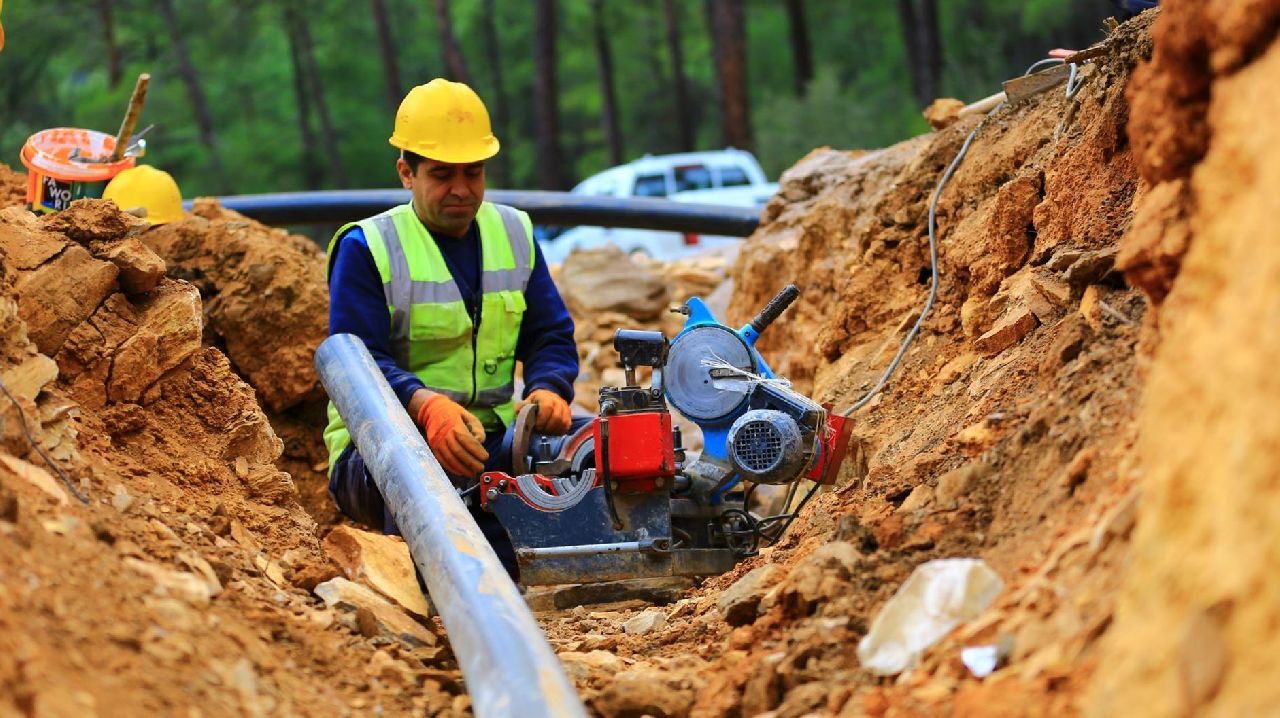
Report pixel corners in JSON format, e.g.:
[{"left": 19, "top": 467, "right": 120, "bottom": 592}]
[
  {"left": 328, "top": 416, "right": 593, "bottom": 584},
  {"left": 328, "top": 429, "right": 519, "bottom": 580}
]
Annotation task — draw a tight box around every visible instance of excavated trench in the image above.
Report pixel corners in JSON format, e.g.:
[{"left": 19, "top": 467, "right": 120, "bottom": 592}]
[{"left": 1, "top": 4, "right": 1279, "bottom": 716}]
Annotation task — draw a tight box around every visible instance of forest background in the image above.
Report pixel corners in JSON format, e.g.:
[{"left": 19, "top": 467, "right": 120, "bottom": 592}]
[{"left": 1, "top": 1, "right": 1118, "bottom": 198}]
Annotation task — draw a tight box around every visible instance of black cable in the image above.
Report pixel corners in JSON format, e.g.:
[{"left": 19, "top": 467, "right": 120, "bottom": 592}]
[{"left": 0, "top": 376, "right": 88, "bottom": 504}]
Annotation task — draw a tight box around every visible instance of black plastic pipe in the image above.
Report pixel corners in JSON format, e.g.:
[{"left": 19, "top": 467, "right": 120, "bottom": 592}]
[{"left": 187, "top": 189, "right": 762, "bottom": 236}]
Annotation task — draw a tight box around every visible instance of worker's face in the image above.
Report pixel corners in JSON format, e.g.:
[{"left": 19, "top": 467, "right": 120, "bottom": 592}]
[{"left": 398, "top": 157, "right": 485, "bottom": 238}]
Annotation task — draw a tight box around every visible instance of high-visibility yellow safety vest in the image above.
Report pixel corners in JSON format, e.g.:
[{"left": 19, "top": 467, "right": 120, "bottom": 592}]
[{"left": 322, "top": 201, "right": 535, "bottom": 472}]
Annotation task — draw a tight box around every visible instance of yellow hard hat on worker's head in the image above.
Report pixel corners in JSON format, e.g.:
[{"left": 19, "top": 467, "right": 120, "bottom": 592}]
[
  {"left": 103, "top": 165, "right": 184, "bottom": 225},
  {"left": 389, "top": 78, "right": 500, "bottom": 164}
]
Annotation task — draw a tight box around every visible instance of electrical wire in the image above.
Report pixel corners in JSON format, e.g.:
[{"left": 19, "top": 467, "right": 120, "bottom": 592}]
[
  {"left": 841, "top": 57, "right": 1081, "bottom": 418},
  {"left": 0, "top": 376, "right": 88, "bottom": 504}
]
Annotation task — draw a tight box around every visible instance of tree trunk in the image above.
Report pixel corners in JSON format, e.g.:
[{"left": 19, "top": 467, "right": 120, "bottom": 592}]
[
  {"left": 285, "top": 1, "right": 348, "bottom": 187},
  {"left": 532, "top": 0, "right": 566, "bottom": 190},
  {"left": 433, "top": 0, "right": 475, "bottom": 86},
  {"left": 919, "top": 0, "right": 943, "bottom": 105},
  {"left": 283, "top": 9, "right": 323, "bottom": 189},
  {"left": 156, "top": 0, "right": 228, "bottom": 188},
  {"left": 369, "top": 0, "right": 403, "bottom": 112},
  {"left": 708, "top": 0, "right": 751, "bottom": 150},
  {"left": 898, "top": 0, "right": 943, "bottom": 108},
  {"left": 591, "top": 0, "right": 624, "bottom": 166},
  {"left": 662, "top": 0, "right": 695, "bottom": 151},
  {"left": 480, "top": 0, "right": 512, "bottom": 187},
  {"left": 99, "top": 0, "right": 122, "bottom": 90},
  {"left": 784, "top": 0, "right": 813, "bottom": 95}
]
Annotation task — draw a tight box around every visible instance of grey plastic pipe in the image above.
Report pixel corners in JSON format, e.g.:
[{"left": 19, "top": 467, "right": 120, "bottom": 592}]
[{"left": 315, "top": 334, "right": 586, "bottom": 718}]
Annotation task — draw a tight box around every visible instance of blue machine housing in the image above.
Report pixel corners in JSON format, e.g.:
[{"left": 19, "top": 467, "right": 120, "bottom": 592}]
[{"left": 666, "top": 297, "right": 780, "bottom": 498}]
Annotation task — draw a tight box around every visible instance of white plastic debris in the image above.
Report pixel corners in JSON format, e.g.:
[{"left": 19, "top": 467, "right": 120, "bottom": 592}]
[
  {"left": 961, "top": 645, "right": 1000, "bottom": 677},
  {"left": 856, "top": 558, "right": 1003, "bottom": 676}
]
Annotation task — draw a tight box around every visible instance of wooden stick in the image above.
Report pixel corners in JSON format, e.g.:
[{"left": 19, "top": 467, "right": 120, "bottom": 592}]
[
  {"left": 111, "top": 73, "right": 151, "bottom": 162},
  {"left": 959, "top": 91, "right": 1006, "bottom": 118}
]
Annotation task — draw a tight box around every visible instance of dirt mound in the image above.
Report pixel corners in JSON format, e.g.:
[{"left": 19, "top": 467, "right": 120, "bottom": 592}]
[
  {"left": 0, "top": 198, "right": 463, "bottom": 716},
  {"left": 0, "top": 164, "right": 26, "bottom": 208},
  {"left": 142, "top": 199, "right": 329, "bottom": 413},
  {"left": 1092, "top": 2, "right": 1280, "bottom": 715}
]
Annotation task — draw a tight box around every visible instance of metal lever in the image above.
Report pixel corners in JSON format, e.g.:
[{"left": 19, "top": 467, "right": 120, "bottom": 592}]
[{"left": 748, "top": 284, "right": 800, "bottom": 335}]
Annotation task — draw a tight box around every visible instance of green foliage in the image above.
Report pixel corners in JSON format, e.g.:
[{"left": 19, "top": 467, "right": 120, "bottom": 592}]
[
  {"left": 755, "top": 66, "right": 927, "bottom": 179},
  {"left": 0, "top": 0, "right": 1110, "bottom": 198}
]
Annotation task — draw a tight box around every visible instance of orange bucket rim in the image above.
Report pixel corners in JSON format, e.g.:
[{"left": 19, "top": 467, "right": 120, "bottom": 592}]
[{"left": 21, "top": 127, "right": 136, "bottom": 182}]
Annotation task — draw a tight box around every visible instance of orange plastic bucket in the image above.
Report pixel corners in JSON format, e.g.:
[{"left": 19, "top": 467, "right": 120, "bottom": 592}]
[{"left": 20, "top": 128, "right": 137, "bottom": 214}]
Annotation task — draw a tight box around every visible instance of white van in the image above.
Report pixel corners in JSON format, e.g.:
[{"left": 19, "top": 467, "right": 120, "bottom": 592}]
[{"left": 541, "top": 149, "right": 777, "bottom": 264}]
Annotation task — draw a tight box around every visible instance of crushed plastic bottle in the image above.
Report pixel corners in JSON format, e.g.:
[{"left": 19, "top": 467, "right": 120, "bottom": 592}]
[{"left": 856, "top": 558, "right": 1003, "bottom": 676}]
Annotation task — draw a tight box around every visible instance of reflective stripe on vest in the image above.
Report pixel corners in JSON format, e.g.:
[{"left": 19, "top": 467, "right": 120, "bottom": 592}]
[{"left": 322, "top": 201, "right": 534, "bottom": 472}]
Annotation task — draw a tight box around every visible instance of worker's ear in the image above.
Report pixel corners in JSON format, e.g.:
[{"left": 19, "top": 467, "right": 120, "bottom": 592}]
[{"left": 396, "top": 157, "right": 414, "bottom": 190}]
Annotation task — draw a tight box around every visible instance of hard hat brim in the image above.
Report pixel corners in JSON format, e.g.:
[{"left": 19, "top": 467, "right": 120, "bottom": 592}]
[{"left": 389, "top": 135, "right": 500, "bottom": 165}]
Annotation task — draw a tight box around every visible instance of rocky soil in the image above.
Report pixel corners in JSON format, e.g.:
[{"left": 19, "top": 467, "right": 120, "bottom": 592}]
[{"left": 1, "top": 2, "right": 1278, "bottom": 716}]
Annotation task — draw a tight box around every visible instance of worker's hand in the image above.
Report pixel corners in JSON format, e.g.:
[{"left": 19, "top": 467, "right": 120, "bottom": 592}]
[
  {"left": 523, "top": 389, "right": 572, "bottom": 436},
  {"left": 415, "top": 394, "right": 489, "bottom": 477}
]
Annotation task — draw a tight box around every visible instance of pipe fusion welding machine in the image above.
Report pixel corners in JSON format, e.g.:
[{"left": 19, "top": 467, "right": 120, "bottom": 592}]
[{"left": 480, "top": 285, "right": 853, "bottom": 585}]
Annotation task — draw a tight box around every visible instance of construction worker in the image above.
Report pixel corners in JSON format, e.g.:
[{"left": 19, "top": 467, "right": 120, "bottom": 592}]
[
  {"left": 102, "top": 165, "right": 185, "bottom": 225},
  {"left": 323, "top": 79, "right": 579, "bottom": 578}
]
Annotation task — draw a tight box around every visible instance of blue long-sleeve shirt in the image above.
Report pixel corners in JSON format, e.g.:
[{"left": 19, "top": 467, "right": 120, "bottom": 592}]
[{"left": 327, "top": 213, "right": 578, "bottom": 417}]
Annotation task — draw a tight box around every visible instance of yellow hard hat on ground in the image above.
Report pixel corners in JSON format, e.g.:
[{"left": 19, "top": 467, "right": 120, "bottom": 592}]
[
  {"left": 389, "top": 78, "right": 500, "bottom": 164},
  {"left": 103, "top": 165, "right": 184, "bottom": 225}
]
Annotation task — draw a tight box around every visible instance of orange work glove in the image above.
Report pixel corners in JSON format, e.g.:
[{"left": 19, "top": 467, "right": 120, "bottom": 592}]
[
  {"left": 415, "top": 394, "right": 489, "bottom": 477},
  {"left": 523, "top": 389, "right": 572, "bottom": 436}
]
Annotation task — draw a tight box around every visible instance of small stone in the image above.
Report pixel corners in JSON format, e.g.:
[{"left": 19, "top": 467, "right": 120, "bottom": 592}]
[
  {"left": 41, "top": 515, "right": 79, "bottom": 535},
  {"left": 1030, "top": 271, "right": 1072, "bottom": 308},
  {"left": 314, "top": 578, "right": 437, "bottom": 648},
  {"left": 1060, "top": 446, "right": 1098, "bottom": 492},
  {"left": 1179, "top": 602, "right": 1231, "bottom": 710},
  {"left": 935, "top": 463, "right": 992, "bottom": 508},
  {"left": 935, "top": 353, "right": 977, "bottom": 387},
  {"left": 897, "top": 484, "right": 934, "bottom": 514},
  {"left": 717, "top": 565, "right": 781, "bottom": 627},
  {"left": 323, "top": 526, "right": 432, "bottom": 620},
  {"left": 124, "top": 557, "right": 215, "bottom": 607},
  {"left": 1080, "top": 285, "right": 1105, "bottom": 331},
  {"left": 233, "top": 457, "right": 249, "bottom": 479},
  {"left": 307, "top": 609, "right": 336, "bottom": 630},
  {"left": 1043, "top": 314, "right": 1091, "bottom": 374},
  {"left": 558, "top": 650, "right": 626, "bottom": 680},
  {"left": 263, "top": 560, "right": 287, "bottom": 587},
  {"left": 923, "top": 97, "right": 965, "bottom": 130},
  {"left": 954, "top": 422, "right": 998, "bottom": 454},
  {"left": 1090, "top": 491, "right": 1139, "bottom": 553},
  {"left": 623, "top": 609, "right": 667, "bottom": 635},
  {"left": 974, "top": 307, "right": 1038, "bottom": 357},
  {"left": 1063, "top": 248, "right": 1118, "bottom": 288},
  {"left": 0, "top": 455, "right": 69, "bottom": 505},
  {"left": 595, "top": 669, "right": 698, "bottom": 718},
  {"left": 0, "top": 354, "right": 59, "bottom": 399},
  {"left": 102, "top": 238, "right": 166, "bottom": 295},
  {"left": 579, "top": 633, "right": 620, "bottom": 652},
  {"left": 111, "top": 485, "right": 135, "bottom": 513}
]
